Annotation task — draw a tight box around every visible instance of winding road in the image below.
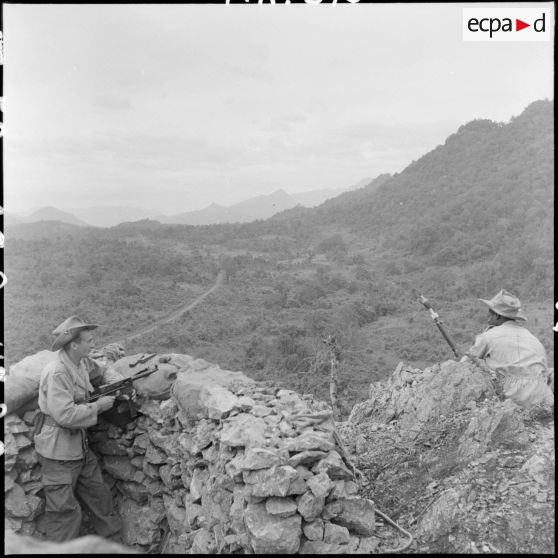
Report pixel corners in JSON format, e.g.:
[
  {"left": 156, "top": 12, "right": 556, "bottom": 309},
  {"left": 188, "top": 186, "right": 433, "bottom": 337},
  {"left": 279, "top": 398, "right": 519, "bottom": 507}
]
[{"left": 105, "top": 271, "right": 225, "bottom": 346}]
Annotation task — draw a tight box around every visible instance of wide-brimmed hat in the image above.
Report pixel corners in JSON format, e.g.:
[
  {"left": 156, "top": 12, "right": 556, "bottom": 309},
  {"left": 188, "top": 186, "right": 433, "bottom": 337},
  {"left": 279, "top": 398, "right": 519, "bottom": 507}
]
[
  {"left": 479, "top": 289, "right": 527, "bottom": 322},
  {"left": 51, "top": 315, "right": 99, "bottom": 351}
]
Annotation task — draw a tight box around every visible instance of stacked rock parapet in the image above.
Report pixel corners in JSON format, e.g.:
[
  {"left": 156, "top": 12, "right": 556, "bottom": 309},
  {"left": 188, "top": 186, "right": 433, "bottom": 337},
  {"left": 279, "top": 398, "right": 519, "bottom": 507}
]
[{"left": 4, "top": 352, "right": 377, "bottom": 554}]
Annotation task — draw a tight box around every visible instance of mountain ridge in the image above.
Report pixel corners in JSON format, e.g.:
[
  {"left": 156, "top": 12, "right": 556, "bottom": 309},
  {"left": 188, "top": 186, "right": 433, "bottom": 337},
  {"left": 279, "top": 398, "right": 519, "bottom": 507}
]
[{"left": 10, "top": 180, "right": 369, "bottom": 229}]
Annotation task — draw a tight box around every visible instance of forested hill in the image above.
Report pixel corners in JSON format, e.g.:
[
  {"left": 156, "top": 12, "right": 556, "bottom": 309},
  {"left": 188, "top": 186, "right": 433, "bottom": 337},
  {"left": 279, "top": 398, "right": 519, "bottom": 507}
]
[
  {"left": 272, "top": 99, "right": 553, "bottom": 299},
  {"left": 6, "top": 100, "right": 554, "bottom": 412}
]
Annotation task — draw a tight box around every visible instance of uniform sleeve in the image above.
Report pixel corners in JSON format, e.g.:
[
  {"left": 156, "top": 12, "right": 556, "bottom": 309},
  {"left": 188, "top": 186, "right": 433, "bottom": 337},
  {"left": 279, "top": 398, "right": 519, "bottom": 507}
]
[
  {"left": 465, "top": 332, "right": 490, "bottom": 360},
  {"left": 46, "top": 370, "right": 98, "bottom": 428}
]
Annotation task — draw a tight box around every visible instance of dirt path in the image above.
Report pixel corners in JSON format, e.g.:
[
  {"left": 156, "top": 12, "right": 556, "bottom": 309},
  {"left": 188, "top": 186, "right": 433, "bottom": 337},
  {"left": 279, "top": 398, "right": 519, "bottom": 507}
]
[{"left": 106, "top": 271, "right": 225, "bottom": 345}]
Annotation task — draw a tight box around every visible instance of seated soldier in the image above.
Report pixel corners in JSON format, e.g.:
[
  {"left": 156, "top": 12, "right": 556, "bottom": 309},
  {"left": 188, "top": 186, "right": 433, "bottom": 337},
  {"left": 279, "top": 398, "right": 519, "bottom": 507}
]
[{"left": 462, "top": 289, "right": 553, "bottom": 409}]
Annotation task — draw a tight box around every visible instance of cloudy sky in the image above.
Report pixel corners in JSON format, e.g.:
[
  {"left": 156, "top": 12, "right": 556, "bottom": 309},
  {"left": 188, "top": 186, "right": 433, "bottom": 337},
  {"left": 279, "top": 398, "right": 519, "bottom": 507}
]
[{"left": 3, "top": 3, "right": 554, "bottom": 215}]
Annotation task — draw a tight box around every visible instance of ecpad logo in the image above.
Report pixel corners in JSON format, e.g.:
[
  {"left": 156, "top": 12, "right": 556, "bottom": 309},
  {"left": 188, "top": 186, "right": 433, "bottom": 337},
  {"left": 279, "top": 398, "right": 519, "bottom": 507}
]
[{"left": 463, "top": 8, "right": 552, "bottom": 41}]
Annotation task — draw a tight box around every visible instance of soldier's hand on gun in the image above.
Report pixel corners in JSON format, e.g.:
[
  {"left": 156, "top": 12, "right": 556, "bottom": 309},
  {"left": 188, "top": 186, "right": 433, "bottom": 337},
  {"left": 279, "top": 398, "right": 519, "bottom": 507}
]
[
  {"left": 118, "top": 388, "right": 137, "bottom": 402},
  {"left": 95, "top": 396, "right": 116, "bottom": 413}
]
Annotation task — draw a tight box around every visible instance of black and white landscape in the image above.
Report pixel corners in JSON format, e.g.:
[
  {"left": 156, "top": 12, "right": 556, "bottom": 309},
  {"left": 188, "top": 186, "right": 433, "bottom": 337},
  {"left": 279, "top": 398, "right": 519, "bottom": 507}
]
[{"left": 2, "top": 3, "right": 554, "bottom": 555}]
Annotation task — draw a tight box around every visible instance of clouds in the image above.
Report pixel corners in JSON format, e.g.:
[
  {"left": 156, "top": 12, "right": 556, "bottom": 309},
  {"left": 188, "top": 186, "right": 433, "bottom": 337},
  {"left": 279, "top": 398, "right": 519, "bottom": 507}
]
[{"left": 3, "top": 3, "right": 554, "bottom": 214}]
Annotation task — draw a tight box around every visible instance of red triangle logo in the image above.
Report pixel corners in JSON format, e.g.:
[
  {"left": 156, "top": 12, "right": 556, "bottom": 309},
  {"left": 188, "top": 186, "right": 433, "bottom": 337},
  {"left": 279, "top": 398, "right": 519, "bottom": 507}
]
[{"left": 516, "top": 19, "right": 530, "bottom": 31}]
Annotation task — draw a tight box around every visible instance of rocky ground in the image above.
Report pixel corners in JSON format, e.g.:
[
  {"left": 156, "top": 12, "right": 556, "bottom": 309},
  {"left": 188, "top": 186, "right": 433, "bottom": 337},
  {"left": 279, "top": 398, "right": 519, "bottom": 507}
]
[
  {"left": 4, "top": 352, "right": 554, "bottom": 554},
  {"left": 338, "top": 360, "right": 555, "bottom": 554},
  {"left": 5, "top": 352, "right": 378, "bottom": 554}
]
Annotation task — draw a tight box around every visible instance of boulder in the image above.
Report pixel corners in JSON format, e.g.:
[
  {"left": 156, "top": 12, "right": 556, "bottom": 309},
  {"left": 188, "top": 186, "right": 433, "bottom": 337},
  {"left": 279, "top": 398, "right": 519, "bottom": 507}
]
[
  {"left": 284, "top": 430, "right": 336, "bottom": 453},
  {"left": 13, "top": 434, "right": 33, "bottom": 451},
  {"left": 148, "top": 497, "right": 167, "bottom": 524},
  {"left": 219, "top": 413, "right": 267, "bottom": 448},
  {"left": 286, "top": 473, "right": 309, "bottom": 496},
  {"left": 312, "top": 450, "right": 354, "bottom": 480},
  {"left": 198, "top": 385, "right": 239, "bottom": 420},
  {"left": 307, "top": 471, "right": 334, "bottom": 498},
  {"left": 5, "top": 470, "right": 17, "bottom": 492},
  {"left": 3, "top": 432, "right": 19, "bottom": 471},
  {"left": 118, "top": 498, "right": 161, "bottom": 546},
  {"left": 331, "top": 496, "right": 375, "bottom": 536},
  {"left": 244, "top": 465, "right": 298, "bottom": 498},
  {"left": 144, "top": 443, "right": 167, "bottom": 465},
  {"left": 163, "top": 494, "right": 190, "bottom": 536},
  {"left": 5, "top": 483, "right": 44, "bottom": 519},
  {"left": 190, "top": 467, "right": 210, "bottom": 502},
  {"left": 148, "top": 429, "right": 180, "bottom": 456},
  {"left": 244, "top": 502, "right": 302, "bottom": 553},
  {"left": 4, "top": 414, "right": 32, "bottom": 434},
  {"left": 117, "top": 481, "right": 149, "bottom": 503},
  {"left": 323, "top": 522, "right": 350, "bottom": 545},
  {"left": 288, "top": 450, "right": 328, "bottom": 468},
  {"left": 349, "top": 361, "right": 493, "bottom": 435},
  {"left": 172, "top": 369, "right": 255, "bottom": 419},
  {"left": 190, "top": 529, "right": 218, "bottom": 554},
  {"left": 297, "top": 490, "right": 326, "bottom": 521},
  {"left": 237, "top": 447, "right": 286, "bottom": 471},
  {"left": 235, "top": 395, "right": 256, "bottom": 411},
  {"left": 265, "top": 496, "right": 298, "bottom": 518},
  {"left": 192, "top": 420, "right": 217, "bottom": 454},
  {"left": 101, "top": 456, "right": 137, "bottom": 481},
  {"left": 251, "top": 405, "right": 273, "bottom": 417},
  {"left": 89, "top": 439, "right": 129, "bottom": 456},
  {"left": 303, "top": 518, "right": 324, "bottom": 541},
  {"left": 457, "top": 399, "right": 529, "bottom": 462}
]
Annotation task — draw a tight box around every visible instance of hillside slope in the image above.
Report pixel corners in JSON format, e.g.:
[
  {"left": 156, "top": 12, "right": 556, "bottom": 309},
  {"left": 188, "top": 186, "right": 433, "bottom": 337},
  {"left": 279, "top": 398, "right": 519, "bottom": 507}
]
[
  {"left": 4, "top": 100, "right": 553, "bottom": 412},
  {"left": 340, "top": 360, "right": 554, "bottom": 554}
]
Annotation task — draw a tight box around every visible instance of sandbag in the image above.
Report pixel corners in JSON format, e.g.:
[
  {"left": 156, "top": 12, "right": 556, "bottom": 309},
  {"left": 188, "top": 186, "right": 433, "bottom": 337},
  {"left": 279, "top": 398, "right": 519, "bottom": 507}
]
[
  {"left": 133, "top": 363, "right": 180, "bottom": 400},
  {"left": 5, "top": 351, "right": 57, "bottom": 415},
  {"left": 4, "top": 376, "right": 40, "bottom": 416},
  {"left": 111, "top": 353, "right": 186, "bottom": 400}
]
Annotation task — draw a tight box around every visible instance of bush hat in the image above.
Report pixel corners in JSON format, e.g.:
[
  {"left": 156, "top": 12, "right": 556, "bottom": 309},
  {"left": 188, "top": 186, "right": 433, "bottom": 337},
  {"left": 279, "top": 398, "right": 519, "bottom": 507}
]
[
  {"left": 479, "top": 289, "right": 527, "bottom": 322},
  {"left": 51, "top": 315, "right": 100, "bottom": 351}
]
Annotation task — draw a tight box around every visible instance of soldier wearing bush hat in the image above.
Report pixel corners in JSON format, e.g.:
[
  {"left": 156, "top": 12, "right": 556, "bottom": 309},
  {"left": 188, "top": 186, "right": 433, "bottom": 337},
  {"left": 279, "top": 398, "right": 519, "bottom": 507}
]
[
  {"left": 34, "top": 316, "right": 124, "bottom": 542},
  {"left": 462, "top": 290, "right": 553, "bottom": 409}
]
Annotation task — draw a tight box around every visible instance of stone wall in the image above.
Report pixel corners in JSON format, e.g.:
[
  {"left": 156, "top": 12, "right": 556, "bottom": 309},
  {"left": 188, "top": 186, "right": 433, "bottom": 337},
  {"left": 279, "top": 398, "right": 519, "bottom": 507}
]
[{"left": 4, "top": 352, "right": 378, "bottom": 554}]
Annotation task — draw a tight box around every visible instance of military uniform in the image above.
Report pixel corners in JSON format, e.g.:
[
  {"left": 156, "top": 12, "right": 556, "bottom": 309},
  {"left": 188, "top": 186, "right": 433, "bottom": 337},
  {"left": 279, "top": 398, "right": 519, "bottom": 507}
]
[
  {"left": 467, "top": 321, "right": 553, "bottom": 407},
  {"left": 35, "top": 348, "right": 123, "bottom": 541},
  {"left": 465, "top": 290, "right": 554, "bottom": 409}
]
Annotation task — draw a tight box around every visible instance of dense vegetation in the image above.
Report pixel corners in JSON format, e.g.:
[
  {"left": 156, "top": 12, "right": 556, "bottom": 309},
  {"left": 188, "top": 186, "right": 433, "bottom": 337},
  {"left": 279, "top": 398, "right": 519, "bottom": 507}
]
[{"left": 5, "top": 100, "right": 553, "bottom": 416}]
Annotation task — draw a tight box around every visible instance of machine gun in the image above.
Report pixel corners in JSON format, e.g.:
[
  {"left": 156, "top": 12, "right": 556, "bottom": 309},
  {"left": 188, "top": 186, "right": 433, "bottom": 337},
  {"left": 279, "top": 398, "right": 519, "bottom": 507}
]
[{"left": 89, "top": 364, "right": 159, "bottom": 426}]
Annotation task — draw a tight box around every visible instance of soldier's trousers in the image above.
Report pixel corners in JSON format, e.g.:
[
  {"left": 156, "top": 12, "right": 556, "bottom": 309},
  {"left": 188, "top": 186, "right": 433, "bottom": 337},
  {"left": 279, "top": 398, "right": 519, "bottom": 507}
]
[{"left": 40, "top": 448, "right": 122, "bottom": 542}]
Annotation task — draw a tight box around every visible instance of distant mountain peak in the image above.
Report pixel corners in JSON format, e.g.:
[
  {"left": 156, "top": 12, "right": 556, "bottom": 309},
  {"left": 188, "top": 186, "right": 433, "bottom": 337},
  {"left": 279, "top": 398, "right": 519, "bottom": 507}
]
[
  {"left": 26, "top": 206, "right": 90, "bottom": 227},
  {"left": 269, "top": 188, "right": 290, "bottom": 196}
]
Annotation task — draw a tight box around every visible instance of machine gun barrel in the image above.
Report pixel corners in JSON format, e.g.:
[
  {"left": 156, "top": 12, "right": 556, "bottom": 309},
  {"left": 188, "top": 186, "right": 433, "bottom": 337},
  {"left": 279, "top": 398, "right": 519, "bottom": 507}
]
[{"left": 88, "top": 365, "right": 158, "bottom": 402}]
